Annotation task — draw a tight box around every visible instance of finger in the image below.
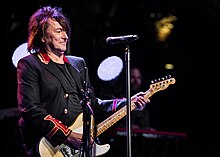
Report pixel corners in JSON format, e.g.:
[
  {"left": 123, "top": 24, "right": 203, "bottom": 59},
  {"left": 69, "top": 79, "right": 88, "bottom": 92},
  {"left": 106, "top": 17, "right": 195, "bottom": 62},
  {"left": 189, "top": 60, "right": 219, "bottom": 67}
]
[
  {"left": 134, "top": 100, "right": 144, "bottom": 110},
  {"left": 136, "top": 97, "right": 149, "bottom": 109}
]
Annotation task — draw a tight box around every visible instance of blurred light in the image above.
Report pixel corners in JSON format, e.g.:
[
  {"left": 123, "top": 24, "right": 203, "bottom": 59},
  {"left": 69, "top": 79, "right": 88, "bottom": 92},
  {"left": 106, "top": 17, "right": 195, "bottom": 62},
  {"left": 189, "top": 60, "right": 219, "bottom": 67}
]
[
  {"left": 165, "top": 63, "right": 174, "bottom": 70},
  {"left": 97, "top": 56, "right": 123, "bottom": 81},
  {"left": 155, "top": 15, "right": 177, "bottom": 42},
  {"left": 12, "top": 42, "right": 30, "bottom": 68}
]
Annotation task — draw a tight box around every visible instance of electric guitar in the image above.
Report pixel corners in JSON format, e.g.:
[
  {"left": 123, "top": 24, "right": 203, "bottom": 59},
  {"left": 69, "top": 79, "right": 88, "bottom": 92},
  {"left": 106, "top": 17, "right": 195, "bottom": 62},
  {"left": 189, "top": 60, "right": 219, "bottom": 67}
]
[{"left": 38, "top": 77, "right": 176, "bottom": 157}]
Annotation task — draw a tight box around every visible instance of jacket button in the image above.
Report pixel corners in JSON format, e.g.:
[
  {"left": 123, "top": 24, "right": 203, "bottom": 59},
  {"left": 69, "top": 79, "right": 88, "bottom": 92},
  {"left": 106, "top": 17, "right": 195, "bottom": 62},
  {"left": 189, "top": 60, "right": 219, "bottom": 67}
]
[
  {"left": 64, "top": 94, "right": 69, "bottom": 98},
  {"left": 64, "top": 109, "right": 68, "bottom": 114}
]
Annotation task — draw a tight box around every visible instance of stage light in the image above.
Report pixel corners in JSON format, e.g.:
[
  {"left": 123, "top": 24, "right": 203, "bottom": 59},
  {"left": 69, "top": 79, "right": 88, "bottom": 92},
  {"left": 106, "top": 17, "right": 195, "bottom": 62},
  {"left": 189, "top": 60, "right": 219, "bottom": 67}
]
[
  {"left": 12, "top": 42, "right": 30, "bottom": 68},
  {"left": 155, "top": 15, "right": 177, "bottom": 42},
  {"left": 165, "top": 63, "right": 174, "bottom": 70},
  {"left": 97, "top": 56, "right": 123, "bottom": 81}
]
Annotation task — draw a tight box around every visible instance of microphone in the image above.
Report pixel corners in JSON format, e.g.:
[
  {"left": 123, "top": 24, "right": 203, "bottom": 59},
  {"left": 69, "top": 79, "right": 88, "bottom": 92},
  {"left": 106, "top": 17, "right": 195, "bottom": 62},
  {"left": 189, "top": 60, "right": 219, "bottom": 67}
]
[{"left": 106, "top": 35, "right": 139, "bottom": 45}]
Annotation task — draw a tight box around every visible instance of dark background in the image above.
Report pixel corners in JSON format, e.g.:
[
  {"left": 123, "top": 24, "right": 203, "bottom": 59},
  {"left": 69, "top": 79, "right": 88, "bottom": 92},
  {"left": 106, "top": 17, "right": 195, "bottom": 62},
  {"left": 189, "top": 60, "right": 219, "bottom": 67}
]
[{"left": 1, "top": 0, "right": 220, "bottom": 156}]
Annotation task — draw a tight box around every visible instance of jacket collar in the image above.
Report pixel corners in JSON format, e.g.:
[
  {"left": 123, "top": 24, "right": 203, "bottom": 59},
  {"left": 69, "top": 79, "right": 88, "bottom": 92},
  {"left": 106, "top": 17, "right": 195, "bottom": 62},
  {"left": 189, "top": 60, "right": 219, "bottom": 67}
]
[
  {"left": 36, "top": 51, "right": 82, "bottom": 94},
  {"left": 37, "top": 52, "right": 70, "bottom": 64}
]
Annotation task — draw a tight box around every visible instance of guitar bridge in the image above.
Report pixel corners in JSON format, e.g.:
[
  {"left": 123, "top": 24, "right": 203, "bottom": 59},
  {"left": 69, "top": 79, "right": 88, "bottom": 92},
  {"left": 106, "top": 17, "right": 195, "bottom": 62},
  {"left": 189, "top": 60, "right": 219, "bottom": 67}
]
[{"left": 60, "top": 145, "right": 78, "bottom": 157}]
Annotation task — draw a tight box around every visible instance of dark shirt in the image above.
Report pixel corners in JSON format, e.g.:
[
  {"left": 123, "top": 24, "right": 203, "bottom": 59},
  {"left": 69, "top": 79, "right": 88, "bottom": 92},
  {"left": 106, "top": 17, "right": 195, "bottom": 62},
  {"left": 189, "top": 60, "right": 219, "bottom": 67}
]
[{"left": 56, "top": 62, "right": 83, "bottom": 123}]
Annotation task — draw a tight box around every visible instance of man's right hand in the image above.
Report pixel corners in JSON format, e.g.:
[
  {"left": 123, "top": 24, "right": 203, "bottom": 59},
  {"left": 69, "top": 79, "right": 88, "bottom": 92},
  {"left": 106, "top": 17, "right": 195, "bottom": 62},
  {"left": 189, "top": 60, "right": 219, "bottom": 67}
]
[{"left": 65, "top": 132, "right": 82, "bottom": 149}]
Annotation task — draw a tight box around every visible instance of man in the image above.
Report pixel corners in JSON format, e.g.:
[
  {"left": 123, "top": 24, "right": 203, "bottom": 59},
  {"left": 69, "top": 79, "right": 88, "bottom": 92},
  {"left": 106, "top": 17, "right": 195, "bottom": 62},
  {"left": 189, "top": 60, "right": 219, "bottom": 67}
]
[
  {"left": 130, "top": 67, "right": 151, "bottom": 129},
  {"left": 117, "top": 67, "right": 151, "bottom": 130},
  {"left": 17, "top": 6, "right": 150, "bottom": 157}
]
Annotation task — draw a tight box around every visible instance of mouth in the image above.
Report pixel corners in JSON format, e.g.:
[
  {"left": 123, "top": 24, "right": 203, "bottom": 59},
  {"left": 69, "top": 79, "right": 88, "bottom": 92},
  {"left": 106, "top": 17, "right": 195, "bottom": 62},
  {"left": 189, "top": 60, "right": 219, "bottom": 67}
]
[{"left": 60, "top": 42, "right": 67, "bottom": 46}]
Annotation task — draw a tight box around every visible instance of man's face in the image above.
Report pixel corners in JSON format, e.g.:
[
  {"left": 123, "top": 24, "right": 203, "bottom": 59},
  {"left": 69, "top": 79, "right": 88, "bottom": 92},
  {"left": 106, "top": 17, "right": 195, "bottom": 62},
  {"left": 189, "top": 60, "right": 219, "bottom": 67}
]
[
  {"left": 43, "top": 18, "right": 68, "bottom": 54},
  {"left": 131, "top": 68, "right": 142, "bottom": 90}
]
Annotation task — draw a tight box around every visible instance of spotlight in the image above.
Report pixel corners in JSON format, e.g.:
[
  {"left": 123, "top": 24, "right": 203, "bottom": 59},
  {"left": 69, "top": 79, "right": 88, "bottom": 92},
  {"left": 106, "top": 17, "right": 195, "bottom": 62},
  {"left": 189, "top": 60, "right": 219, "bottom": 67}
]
[
  {"left": 97, "top": 56, "right": 123, "bottom": 81},
  {"left": 12, "top": 42, "right": 30, "bottom": 68}
]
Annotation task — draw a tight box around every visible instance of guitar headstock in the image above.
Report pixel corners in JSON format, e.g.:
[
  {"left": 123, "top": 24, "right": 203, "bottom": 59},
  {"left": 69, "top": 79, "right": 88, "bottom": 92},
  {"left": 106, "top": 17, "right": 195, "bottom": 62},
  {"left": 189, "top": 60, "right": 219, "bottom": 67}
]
[{"left": 150, "top": 75, "right": 176, "bottom": 93}]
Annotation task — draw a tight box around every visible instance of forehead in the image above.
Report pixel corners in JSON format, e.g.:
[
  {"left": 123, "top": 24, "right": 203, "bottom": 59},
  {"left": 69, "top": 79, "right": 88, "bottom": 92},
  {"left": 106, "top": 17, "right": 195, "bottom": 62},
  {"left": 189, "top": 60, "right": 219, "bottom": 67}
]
[
  {"left": 131, "top": 68, "right": 141, "bottom": 75},
  {"left": 47, "top": 18, "right": 62, "bottom": 29}
]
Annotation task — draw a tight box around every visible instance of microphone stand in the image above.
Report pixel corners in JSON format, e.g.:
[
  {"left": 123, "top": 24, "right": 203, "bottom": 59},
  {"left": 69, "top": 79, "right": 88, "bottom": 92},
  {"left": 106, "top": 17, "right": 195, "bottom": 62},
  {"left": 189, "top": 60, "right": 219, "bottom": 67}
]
[
  {"left": 124, "top": 44, "right": 132, "bottom": 157},
  {"left": 80, "top": 67, "right": 92, "bottom": 157},
  {"left": 105, "top": 34, "right": 138, "bottom": 157}
]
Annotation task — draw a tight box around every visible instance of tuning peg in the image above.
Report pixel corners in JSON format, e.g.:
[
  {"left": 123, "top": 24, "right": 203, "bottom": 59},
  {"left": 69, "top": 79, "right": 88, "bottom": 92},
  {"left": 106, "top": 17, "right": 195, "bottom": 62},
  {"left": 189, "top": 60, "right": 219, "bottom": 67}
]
[
  {"left": 166, "top": 75, "right": 171, "bottom": 79},
  {"left": 151, "top": 75, "right": 173, "bottom": 84}
]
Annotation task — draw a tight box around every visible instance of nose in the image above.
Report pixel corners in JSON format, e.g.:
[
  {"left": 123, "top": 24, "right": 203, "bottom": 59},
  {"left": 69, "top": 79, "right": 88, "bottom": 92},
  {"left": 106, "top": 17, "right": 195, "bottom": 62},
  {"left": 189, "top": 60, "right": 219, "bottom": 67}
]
[{"left": 62, "top": 31, "right": 68, "bottom": 40}]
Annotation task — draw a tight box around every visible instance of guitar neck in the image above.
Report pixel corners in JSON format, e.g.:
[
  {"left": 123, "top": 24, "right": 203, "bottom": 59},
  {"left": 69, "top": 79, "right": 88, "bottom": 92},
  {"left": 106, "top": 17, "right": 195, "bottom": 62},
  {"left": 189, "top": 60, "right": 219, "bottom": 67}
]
[{"left": 95, "top": 89, "right": 153, "bottom": 137}]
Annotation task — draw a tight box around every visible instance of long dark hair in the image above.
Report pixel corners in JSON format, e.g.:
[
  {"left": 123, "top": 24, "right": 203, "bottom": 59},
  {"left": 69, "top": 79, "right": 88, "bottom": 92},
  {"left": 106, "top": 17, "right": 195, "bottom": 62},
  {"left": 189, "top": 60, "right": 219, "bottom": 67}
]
[{"left": 27, "top": 6, "right": 71, "bottom": 53}]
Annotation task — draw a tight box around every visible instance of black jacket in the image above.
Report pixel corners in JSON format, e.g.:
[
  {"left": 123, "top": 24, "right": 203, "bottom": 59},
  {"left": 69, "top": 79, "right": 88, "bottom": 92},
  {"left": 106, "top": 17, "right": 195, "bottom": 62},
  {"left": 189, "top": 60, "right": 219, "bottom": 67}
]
[{"left": 17, "top": 52, "right": 126, "bottom": 156}]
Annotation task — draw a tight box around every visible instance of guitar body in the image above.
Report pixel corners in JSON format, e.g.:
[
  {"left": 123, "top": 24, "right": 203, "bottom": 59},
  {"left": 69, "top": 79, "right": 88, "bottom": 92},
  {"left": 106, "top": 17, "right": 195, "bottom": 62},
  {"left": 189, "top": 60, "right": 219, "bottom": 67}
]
[{"left": 38, "top": 113, "right": 110, "bottom": 157}]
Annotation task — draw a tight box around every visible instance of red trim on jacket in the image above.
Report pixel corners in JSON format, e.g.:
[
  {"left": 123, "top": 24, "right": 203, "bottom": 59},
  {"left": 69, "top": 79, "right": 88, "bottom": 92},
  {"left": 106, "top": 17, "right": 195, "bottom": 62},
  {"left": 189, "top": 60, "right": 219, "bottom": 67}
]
[
  {"left": 38, "top": 52, "right": 70, "bottom": 64},
  {"left": 44, "top": 115, "right": 71, "bottom": 138}
]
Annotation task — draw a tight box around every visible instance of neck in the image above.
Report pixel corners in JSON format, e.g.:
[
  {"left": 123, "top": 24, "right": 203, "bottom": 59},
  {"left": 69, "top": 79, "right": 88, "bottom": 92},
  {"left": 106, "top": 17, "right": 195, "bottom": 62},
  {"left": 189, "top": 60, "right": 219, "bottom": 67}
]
[{"left": 47, "top": 52, "right": 64, "bottom": 64}]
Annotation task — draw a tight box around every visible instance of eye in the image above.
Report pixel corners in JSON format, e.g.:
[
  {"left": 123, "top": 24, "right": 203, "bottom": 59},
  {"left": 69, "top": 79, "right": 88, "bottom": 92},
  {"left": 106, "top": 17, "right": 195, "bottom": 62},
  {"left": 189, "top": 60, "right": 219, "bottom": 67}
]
[{"left": 55, "top": 28, "right": 63, "bottom": 33}]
